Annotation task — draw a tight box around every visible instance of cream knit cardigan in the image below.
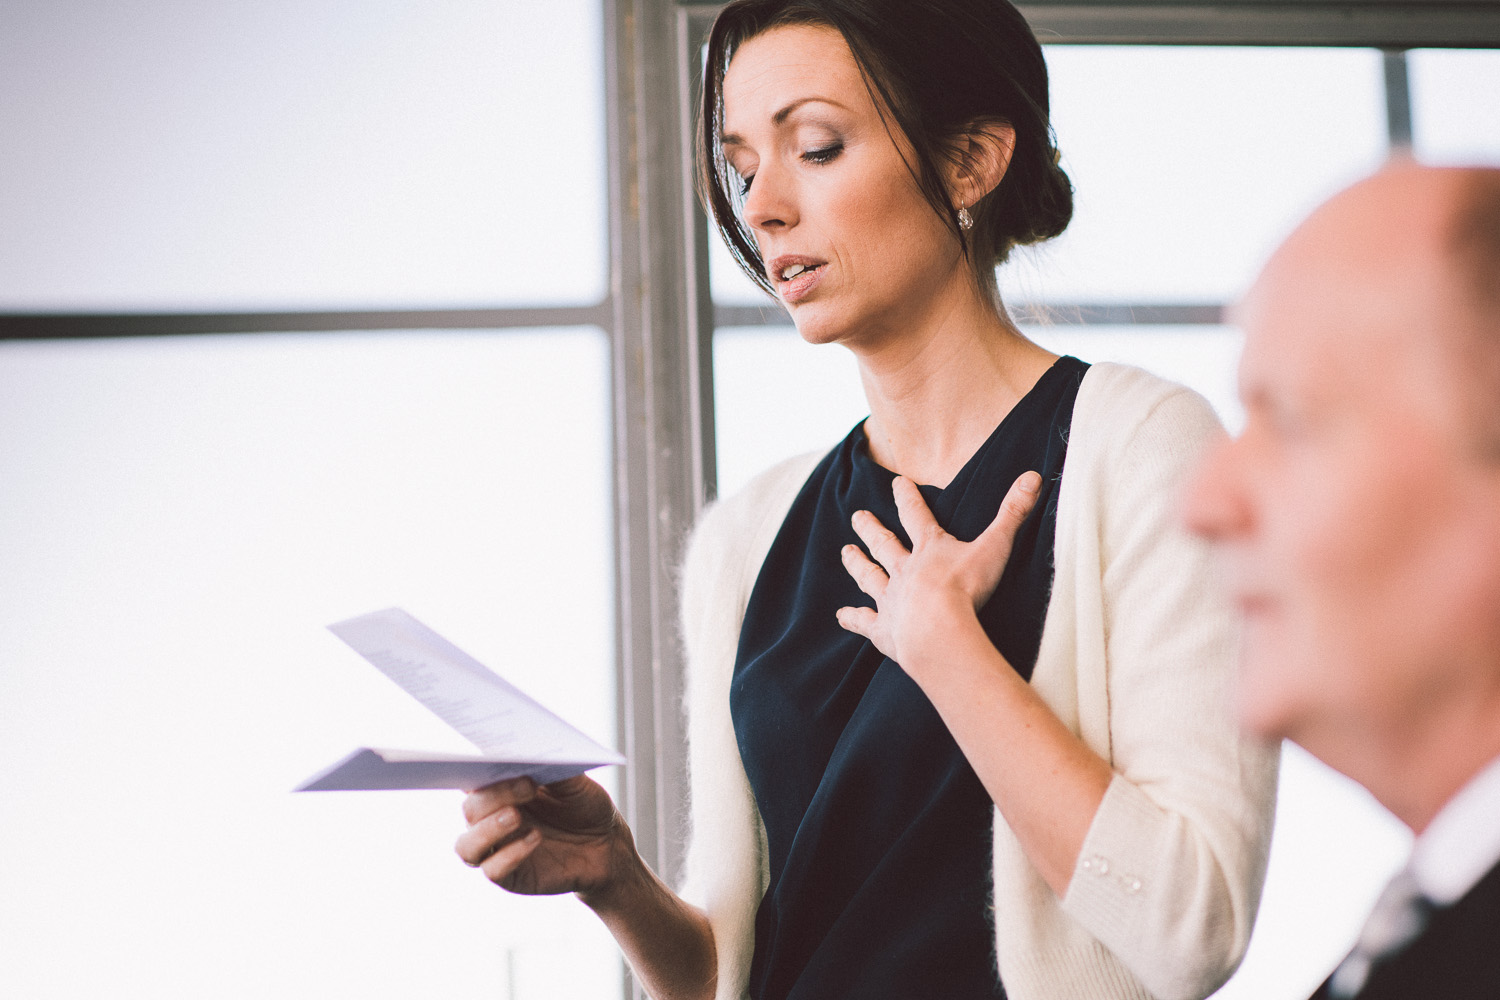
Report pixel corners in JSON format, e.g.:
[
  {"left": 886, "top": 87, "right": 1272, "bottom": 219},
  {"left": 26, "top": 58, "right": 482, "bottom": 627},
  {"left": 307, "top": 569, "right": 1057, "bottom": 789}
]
[{"left": 676, "top": 363, "right": 1280, "bottom": 1000}]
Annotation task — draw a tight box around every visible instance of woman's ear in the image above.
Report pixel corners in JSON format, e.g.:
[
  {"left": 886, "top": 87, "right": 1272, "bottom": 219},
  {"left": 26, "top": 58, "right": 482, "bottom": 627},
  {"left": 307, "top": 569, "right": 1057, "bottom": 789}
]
[{"left": 947, "top": 120, "right": 1016, "bottom": 211}]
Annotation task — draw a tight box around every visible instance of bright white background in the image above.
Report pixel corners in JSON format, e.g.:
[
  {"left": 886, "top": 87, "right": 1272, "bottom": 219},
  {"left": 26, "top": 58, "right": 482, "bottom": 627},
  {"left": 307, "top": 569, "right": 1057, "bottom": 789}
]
[
  {"left": 4, "top": 4, "right": 1500, "bottom": 997},
  {"left": 0, "top": 0, "right": 607, "bottom": 310},
  {"left": 0, "top": 331, "right": 620, "bottom": 999}
]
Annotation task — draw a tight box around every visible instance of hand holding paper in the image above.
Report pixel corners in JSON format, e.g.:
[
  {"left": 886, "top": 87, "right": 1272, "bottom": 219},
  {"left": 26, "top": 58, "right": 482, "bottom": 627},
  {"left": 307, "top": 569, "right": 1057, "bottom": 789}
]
[{"left": 296, "top": 608, "right": 623, "bottom": 792}]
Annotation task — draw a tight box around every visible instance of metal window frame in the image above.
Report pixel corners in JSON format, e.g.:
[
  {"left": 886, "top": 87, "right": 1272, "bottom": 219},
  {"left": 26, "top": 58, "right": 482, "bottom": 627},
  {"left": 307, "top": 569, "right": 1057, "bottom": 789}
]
[
  {"left": 1017, "top": 1, "right": 1500, "bottom": 47},
  {"left": 601, "top": 0, "right": 716, "bottom": 908}
]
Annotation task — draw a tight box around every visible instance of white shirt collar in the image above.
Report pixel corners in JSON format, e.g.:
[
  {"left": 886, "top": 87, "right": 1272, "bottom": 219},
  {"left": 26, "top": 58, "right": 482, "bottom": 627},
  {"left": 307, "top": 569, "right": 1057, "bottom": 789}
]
[{"left": 1411, "top": 753, "right": 1500, "bottom": 905}]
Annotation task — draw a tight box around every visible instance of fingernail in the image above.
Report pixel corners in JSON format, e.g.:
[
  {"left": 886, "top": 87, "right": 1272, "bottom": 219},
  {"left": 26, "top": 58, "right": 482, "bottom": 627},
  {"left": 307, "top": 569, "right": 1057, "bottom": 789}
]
[
  {"left": 1019, "top": 472, "right": 1041, "bottom": 494},
  {"left": 495, "top": 807, "right": 519, "bottom": 832}
]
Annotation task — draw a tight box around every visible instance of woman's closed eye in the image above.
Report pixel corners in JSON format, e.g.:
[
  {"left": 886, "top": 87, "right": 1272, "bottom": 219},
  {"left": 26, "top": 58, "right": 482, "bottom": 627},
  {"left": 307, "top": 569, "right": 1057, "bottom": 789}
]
[
  {"left": 737, "top": 142, "right": 845, "bottom": 195},
  {"left": 802, "top": 141, "right": 844, "bottom": 165}
]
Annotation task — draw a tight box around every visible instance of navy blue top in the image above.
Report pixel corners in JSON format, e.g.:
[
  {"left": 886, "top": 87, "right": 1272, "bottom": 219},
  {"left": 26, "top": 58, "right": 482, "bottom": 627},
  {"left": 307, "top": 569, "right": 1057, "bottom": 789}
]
[{"left": 730, "top": 356, "right": 1088, "bottom": 1000}]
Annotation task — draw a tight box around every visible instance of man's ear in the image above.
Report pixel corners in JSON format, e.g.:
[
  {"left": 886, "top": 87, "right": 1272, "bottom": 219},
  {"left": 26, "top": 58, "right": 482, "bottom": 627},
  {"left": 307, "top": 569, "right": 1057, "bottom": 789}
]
[{"left": 947, "top": 120, "right": 1016, "bottom": 211}]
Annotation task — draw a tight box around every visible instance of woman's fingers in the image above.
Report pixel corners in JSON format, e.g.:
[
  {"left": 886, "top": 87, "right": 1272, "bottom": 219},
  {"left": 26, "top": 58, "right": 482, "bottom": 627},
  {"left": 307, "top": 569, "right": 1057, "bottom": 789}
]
[
  {"left": 844, "top": 472, "right": 1039, "bottom": 633},
  {"left": 462, "top": 776, "right": 537, "bottom": 826},
  {"left": 891, "top": 476, "right": 944, "bottom": 546},
  {"left": 455, "top": 804, "right": 526, "bottom": 867},
  {"left": 841, "top": 542, "right": 889, "bottom": 600},
  {"left": 974, "top": 471, "right": 1042, "bottom": 565},
  {"left": 457, "top": 777, "right": 540, "bottom": 868},
  {"left": 835, "top": 605, "right": 878, "bottom": 637},
  {"left": 850, "top": 508, "right": 908, "bottom": 572},
  {"left": 478, "top": 827, "right": 544, "bottom": 885}
]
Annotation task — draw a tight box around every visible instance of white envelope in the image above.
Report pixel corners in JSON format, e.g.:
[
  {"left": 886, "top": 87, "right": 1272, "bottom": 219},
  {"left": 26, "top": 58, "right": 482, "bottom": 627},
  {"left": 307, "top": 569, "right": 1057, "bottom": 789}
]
[{"left": 295, "top": 608, "right": 623, "bottom": 792}]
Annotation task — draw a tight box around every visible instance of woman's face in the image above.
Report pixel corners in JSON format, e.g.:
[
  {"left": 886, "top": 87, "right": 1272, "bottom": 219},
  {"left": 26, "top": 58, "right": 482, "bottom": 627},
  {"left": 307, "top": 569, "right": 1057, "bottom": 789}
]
[{"left": 720, "top": 24, "right": 967, "bottom": 349}]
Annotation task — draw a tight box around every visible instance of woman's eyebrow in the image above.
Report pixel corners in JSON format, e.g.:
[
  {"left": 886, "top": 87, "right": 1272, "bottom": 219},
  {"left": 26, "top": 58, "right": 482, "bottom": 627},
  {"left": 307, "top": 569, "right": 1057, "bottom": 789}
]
[{"left": 720, "top": 96, "right": 851, "bottom": 147}]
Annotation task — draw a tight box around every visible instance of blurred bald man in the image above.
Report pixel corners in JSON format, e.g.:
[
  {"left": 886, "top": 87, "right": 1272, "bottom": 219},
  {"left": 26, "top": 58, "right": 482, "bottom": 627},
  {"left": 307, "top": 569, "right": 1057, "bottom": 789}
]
[{"left": 1184, "top": 163, "right": 1500, "bottom": 1000}]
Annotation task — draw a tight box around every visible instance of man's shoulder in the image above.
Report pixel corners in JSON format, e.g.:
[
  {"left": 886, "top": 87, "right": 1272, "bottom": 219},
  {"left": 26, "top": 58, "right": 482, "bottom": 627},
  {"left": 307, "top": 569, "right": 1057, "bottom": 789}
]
[
  {"left": 1325, "top": 860, "right": 1500, "bottom": 999},
  {"left": 1424, "top": 856, "right": 1500, "bottom": 956}
]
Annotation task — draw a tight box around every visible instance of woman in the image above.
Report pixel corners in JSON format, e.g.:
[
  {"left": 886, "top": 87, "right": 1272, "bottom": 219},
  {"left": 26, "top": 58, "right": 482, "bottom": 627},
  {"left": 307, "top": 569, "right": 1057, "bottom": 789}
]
[{"left": 455, "top": 2, "right": 1278, "bottom": 998}]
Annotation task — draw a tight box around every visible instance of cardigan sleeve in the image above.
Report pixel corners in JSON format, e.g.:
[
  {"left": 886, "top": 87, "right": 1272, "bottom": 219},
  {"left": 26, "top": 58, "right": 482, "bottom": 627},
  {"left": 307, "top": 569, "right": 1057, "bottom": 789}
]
[
  {"left": 677, "top": 450, "right": 826, "bottom": 1000},
  {"left": 1058, "top": 383, "right": 1281, "bottom": 1000},
  {"left": 677, "top": 497, "right": 764, "bottom": 1000}
]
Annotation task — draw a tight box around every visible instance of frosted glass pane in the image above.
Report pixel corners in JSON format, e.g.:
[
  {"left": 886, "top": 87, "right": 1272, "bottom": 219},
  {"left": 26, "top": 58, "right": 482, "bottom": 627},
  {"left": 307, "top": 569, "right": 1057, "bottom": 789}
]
[
  {"left": 1006, "top": 47, "right": 1386, "bottom": 306},
  {"left": 0, "top": 1, "right": 606, "bottom": 311},
  {"left": 0, "top": 329, "right": 621, "bottom": 999},
  {"left": 1410, "top": 48, "right": 1500, "bottom": 166},
  {"left": 710, "top": 227, "right": 780, "bottom": 306},
  {"left": 1025, "top": 324, "right": 1244, "bottom": 431},
  {"left": 713, "top": 326, "right": 865, "bottom": 496}
]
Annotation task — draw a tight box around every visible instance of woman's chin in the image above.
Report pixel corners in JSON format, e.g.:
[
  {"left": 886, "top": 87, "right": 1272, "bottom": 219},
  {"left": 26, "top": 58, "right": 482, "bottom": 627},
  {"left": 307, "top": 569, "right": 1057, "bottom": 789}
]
[{"left": 788, "top": 308, "right": 847, "bottom": 347}]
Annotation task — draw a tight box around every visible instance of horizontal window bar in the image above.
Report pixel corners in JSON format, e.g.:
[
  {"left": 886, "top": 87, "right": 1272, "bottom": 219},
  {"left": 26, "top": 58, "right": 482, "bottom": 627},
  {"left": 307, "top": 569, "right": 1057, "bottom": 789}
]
[
  {"left": 2, "top": 299, "right": 1230, "bottom": 341},
  {"left": 0, "top": 301, "right": 1226, "bottom": 342},
  {"left": 713, "top": 302, "right": 1226, "bottom": 328},
  {"left": 0, "top": 304, "right": 613, "bottom": 341},
  {"left": 1012, "top": 303, "right": 1226, "bottom": 324},
  {"left": 683, "top": 1, "right": 1500, "bottom": 48},
  {"left": 1016, "top": 2, "right": 1500, "bottom": 47}
]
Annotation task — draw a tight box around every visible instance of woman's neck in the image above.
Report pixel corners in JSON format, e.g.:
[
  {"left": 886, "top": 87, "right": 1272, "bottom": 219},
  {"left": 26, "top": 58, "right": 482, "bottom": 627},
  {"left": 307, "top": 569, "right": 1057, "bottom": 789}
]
[{"left": 856, "top": 294, "right": 1057, "bottom": 489}]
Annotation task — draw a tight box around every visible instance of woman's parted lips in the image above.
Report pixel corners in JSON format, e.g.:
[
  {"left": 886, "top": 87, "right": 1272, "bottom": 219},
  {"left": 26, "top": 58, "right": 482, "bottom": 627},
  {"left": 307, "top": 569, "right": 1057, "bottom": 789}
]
[{"left": 766, "top": 253, "right": 827, "bottom": 284}]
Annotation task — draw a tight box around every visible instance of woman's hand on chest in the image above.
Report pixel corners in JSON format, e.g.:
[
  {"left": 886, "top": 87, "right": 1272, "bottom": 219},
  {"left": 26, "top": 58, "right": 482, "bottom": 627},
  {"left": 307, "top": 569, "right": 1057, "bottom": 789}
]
[{"left": 835, "top": 470, "right": 1041, "bottom": 686}]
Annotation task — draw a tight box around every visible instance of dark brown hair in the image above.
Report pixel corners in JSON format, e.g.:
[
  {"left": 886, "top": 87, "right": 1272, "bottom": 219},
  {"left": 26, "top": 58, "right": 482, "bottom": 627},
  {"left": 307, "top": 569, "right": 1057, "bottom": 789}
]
[{"left": 699, "top": 0, "right": 1073, "bottom": 298}]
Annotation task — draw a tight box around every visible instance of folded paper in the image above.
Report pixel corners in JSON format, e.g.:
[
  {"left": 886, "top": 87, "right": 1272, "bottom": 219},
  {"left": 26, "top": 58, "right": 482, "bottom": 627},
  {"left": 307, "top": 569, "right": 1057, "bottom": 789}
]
[{"left": 295, "top": 608, "right": 623, "bottom": 792}]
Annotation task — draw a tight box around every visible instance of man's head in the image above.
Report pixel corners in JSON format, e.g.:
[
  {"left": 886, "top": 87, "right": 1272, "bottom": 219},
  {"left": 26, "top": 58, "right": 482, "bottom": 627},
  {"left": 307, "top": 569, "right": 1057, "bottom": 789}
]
[{"left": 1184, "top": 163, "right": 1500, "bottom": 832}]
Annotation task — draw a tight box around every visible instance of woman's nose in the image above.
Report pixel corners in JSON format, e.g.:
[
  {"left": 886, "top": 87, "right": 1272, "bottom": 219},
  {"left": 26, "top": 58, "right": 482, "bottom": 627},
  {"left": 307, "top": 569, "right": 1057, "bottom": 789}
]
[{"left": 741, "top": 162, "right": 796, "bottom": 233}]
